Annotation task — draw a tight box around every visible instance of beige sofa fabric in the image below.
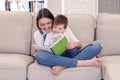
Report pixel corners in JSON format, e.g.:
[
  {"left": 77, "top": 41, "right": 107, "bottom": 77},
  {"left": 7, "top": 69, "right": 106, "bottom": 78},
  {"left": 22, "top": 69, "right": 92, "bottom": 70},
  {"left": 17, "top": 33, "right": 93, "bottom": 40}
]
[
  {"left": 65, "top": 14, "right": 95, "bottom": 45},
  {"left": 102, "top": 56, "right": 120, "bottom": 80},
  {"left": 0, "top": 54, "right": 33, "bottom": 80},
  {"left": 28, "top": 14, "right": 101, "bottom": 80},
  {"left": 0, "top": 11, "right": 34, "bottom": 80},
  {"left": 97, "top": 13, "right": 120, "bottom": 56},
  {"left": 96, "top": 14, "right": 120, "bottom": 80},
  {"left": 55, "top": 67, "right": 101, "bottom": 80},
  {"left": 0, "top": 11, "right": 33, "bottom": 54},
  {"left": 28, "top": 62, "right": 54, "bottom": 80}
]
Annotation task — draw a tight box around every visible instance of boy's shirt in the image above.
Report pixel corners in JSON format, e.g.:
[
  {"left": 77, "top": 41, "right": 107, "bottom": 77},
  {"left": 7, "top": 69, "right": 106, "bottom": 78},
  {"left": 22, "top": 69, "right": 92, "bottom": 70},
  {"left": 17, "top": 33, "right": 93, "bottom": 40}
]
[{"left": 44, "top": 32, "right": 66, "bottom": 46}]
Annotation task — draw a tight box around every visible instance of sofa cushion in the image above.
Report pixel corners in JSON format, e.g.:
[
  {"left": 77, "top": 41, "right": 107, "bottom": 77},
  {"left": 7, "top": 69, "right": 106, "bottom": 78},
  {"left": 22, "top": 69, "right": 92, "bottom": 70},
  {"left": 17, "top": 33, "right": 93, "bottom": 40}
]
[
  {"left": 28, "top": 62, "right": 54, "bottom": 80},
  {"left": 0, "top": 11, "right": 33, "bottom": 54},
  {"left": 65, "top": 14, "right": 95, "bottom": 45},
  {"left": 0, "top": 53, "right": 34, "bottom": 80},
  {"left": 96, "top": 13, "right": 120, "bottom": 56},
  {"left": 101, "top": 56, "right": 120, "bottom": 80},
  {"left": 28, "top": 62, "right": 101, "bottom": 80},
  {"left": 55, "top": 67, "right": 101, "bottom": 80}
]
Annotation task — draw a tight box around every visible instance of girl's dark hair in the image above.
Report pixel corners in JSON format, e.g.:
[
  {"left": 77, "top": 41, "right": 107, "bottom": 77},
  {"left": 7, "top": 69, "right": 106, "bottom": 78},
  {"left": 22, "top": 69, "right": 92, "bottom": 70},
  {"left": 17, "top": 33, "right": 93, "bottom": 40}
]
[{"left": 36, "top": 8, "right": 54, "bottom": 29}]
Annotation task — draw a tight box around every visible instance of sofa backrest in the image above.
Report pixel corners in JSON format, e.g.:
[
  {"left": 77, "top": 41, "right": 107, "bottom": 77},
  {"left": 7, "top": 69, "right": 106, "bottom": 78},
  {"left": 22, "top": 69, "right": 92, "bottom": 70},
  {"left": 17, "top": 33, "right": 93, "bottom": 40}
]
[
  {"left": 65, "top": 14, "right": 95, "bottom": 46},
  {"left": 96, "top": 13, "right": 120, "bottom": 56},
  {"left": 0, "top": 11, "right": 33, "bottom": 55}
]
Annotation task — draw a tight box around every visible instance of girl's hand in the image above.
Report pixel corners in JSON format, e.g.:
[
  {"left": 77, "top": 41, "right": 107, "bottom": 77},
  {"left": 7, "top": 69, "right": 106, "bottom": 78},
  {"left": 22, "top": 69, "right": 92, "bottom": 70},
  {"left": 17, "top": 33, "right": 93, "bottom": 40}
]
[
  {"left": 66, "top": 41, "right": 76, "bottom": 49},
  {"left": 33, "top": 48, "right": 38, "bottom": 53}
]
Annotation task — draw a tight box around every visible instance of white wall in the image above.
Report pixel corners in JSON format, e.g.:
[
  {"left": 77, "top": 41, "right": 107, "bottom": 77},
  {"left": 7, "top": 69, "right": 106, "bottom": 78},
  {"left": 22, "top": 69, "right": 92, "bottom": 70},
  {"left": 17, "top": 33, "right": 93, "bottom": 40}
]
[
  {"left": 47, "top": 0, "right": 98, "bottom": 15},
  {"left": 0, "top": 0, "right": 5, "bottom": 11},
  {"left": 63, "top": 0, "right": 98, "bottom": 15}
]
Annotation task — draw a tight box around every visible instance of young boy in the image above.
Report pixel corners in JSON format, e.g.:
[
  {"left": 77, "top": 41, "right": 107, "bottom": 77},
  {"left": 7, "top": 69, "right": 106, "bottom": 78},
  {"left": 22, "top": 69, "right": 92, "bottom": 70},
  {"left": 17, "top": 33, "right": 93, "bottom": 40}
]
[{"left": 44, "top": 14, "right": 78, "bottom": 57}]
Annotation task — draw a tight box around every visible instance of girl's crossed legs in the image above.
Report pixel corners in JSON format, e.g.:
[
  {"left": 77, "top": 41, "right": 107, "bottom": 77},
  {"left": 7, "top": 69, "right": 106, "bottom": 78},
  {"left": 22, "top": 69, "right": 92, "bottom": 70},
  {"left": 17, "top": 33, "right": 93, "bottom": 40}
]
[{"left": 35, "top": 42, "right": 103, "bottom": 75}]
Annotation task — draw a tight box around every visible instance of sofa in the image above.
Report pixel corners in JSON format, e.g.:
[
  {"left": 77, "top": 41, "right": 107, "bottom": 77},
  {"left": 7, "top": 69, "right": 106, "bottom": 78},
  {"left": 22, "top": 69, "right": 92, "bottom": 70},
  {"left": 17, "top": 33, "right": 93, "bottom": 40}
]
[{"left": 0, "top": 11, "right": 120, "bottom": 80}]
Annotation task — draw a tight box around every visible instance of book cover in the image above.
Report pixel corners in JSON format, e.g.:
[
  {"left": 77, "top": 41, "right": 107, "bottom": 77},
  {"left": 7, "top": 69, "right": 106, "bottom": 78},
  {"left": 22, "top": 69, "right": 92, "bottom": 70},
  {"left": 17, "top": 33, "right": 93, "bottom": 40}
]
[
  {"left": 50, "top": 35, "right": 68, "bottom": 56},
  {"left": 33, "top": 35, "right": 68, "bottom": 56}
]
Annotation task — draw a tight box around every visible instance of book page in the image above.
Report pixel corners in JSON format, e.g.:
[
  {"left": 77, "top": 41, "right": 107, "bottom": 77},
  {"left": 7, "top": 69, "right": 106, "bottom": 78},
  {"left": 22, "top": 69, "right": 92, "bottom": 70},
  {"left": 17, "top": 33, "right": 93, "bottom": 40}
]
[{"left": 33, "top": 45, "right": 52, "bottom": 52}]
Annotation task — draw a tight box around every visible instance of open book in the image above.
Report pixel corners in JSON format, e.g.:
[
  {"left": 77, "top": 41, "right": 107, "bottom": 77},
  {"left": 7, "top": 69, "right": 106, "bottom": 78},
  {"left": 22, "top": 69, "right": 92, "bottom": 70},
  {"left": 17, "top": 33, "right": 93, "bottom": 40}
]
[
  {"left": 33, "top": 45, "right": 52, "bottom": 52},
  {"left": 33, "top": 35, "right": 68, "bottom": 56}
]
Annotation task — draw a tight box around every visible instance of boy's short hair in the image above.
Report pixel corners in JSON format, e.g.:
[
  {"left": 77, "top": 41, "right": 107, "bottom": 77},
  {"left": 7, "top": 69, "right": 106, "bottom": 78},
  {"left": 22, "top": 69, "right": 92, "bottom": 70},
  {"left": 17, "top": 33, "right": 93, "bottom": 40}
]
[{"left": 53, "top": 14, "right": 68, "bottom": 29}]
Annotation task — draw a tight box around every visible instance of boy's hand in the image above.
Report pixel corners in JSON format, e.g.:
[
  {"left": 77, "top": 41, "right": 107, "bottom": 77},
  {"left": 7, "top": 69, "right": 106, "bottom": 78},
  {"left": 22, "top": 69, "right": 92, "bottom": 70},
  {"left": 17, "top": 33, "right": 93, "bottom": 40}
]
[{"left": 66, "top": 41, "right": 75, "bottom": 49}]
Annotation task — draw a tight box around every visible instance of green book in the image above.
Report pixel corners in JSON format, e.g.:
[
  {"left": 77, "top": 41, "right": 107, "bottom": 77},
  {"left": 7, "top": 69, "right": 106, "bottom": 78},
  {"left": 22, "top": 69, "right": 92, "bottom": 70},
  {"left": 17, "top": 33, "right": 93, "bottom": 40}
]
[{"left": 50, "top": 35, "right": 68, "bottom": 56}]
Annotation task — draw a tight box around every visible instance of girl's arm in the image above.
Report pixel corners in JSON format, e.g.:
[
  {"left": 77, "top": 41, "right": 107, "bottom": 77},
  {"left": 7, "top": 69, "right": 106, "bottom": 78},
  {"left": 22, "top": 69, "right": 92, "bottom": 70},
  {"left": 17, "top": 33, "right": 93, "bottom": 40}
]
[{"left": 34, "top": 30, "right": 44, "bottom": 46}]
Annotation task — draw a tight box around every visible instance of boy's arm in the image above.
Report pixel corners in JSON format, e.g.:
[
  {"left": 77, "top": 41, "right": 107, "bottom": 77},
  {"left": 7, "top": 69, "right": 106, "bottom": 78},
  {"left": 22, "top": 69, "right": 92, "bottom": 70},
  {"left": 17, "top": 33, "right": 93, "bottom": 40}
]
[
  {"left": 74, "top": 41, "right": 82, "bottom": 49},
  {"left": 66, "top": 41, "right": 82, "bottom": 49},
  {"left": 65, "top": 27, "right": 82, "bottom": 49}
]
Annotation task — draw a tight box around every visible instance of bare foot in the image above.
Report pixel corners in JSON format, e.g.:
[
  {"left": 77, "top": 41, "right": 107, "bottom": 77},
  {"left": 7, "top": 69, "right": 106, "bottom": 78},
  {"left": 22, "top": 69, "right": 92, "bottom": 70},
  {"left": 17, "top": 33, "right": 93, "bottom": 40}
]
[
  {"left": 52, "top": 66, "right": 65, "bottom": 75},
  {"left": 77, "top": 58, "right": 103, "bottom": 67}
]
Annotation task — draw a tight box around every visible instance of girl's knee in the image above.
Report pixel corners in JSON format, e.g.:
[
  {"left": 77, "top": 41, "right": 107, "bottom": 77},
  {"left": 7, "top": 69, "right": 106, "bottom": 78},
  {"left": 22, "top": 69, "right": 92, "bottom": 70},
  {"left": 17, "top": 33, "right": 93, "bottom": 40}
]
[
  {"left": 35, "top": 53, "right": 49, "bottom": 66},
  {"left": 90, "top": 41, "right": 102, "bottom": 51},
  {"left": 92, "top": 41, "right": 102, "bottom": 47},
  {"left": 94, "top": 42, "right": 102, "bottom": 53},
  {"left": 35, "top": 51, "right": 48, "bottom": 62}
]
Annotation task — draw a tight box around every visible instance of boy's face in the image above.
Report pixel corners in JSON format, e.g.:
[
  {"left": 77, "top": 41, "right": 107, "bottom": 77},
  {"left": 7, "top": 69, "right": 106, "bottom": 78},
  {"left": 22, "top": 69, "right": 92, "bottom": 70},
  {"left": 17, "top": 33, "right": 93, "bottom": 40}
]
[{"left": 52, "top": 24, "right": 65, "bottom": 34}]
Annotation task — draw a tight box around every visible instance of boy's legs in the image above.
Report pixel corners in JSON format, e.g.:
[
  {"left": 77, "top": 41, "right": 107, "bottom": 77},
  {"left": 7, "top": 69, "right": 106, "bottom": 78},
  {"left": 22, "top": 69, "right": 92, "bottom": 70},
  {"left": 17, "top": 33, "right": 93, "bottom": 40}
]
[
  {"left": 65, "top": 48, "right": 78, "bottom": 58},
  {"left": 61, "top": 42, "right": 102, "bottom": 60}
]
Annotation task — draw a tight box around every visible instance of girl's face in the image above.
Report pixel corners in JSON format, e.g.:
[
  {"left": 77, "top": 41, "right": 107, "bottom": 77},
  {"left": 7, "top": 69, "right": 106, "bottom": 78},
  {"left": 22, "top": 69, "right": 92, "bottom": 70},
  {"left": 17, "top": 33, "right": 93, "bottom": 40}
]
[
  {"left": 38, "top": 17, "right": 53, "bottom": 33},
  {"left": 52, "top": 24, "right": 65, "bottom": 34}
]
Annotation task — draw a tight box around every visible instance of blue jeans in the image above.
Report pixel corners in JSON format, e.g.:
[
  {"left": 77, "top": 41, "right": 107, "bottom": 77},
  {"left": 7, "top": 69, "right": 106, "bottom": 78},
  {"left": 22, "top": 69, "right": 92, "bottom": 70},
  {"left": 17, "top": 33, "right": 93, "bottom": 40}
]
[
  {"left": 35, "top": 41, "right": 102, "bottom": 67},
  {"left": 61, "top": 48, "right": 78, "bottom": 58}
]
